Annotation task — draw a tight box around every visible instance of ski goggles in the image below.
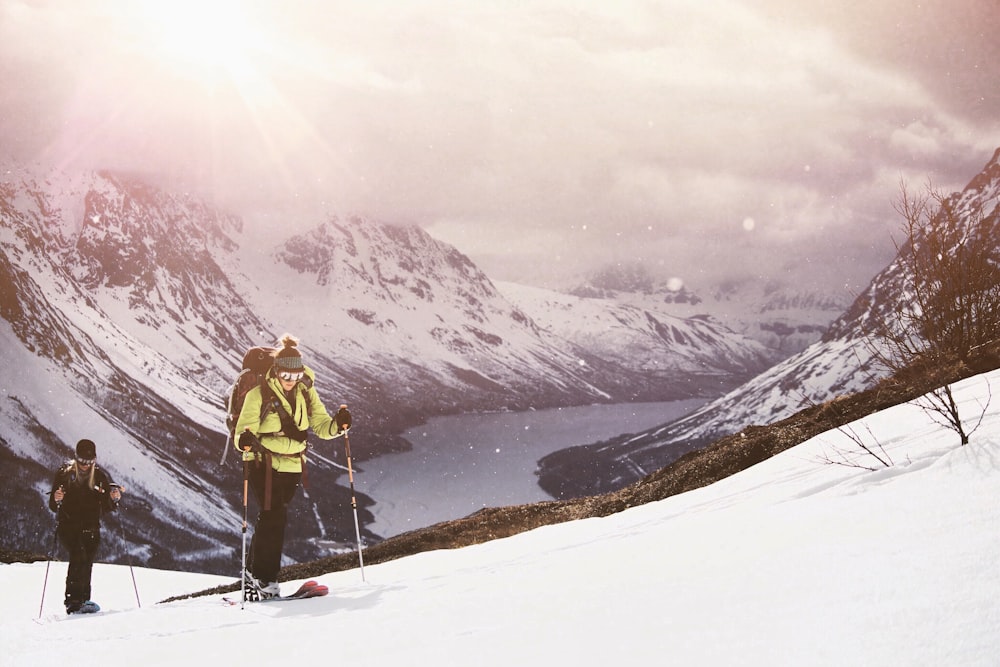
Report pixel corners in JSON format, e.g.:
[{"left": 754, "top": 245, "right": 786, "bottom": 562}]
[
  {"left": 277, "top": 371, "right": 305, "bottom": 382},
  {"left": 76, "top": 457, "right": 95, "bottom": 466}
]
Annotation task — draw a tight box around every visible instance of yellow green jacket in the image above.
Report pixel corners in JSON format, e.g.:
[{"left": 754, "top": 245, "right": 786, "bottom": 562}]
[{"left": 233, "top": 366, "right": 341, "bottom": 472}]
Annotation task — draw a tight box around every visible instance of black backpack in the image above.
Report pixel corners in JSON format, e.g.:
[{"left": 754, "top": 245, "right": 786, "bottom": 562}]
[{"left": 220, "top": 347, "right": 275, "bottom": 464}]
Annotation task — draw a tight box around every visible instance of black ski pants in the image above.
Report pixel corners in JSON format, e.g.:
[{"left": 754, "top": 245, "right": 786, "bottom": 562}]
[
  {"left": 58, "top": 524, "right": 100, "bottom": 606},
  {"left": 248, "top": 465, "right": 301, "bottom": 584}
]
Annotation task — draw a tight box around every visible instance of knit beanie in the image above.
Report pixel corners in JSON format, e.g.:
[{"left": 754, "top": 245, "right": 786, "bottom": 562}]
[
  {"left": 273, "top": 335, "right": 305, "bottom": 372},
  {"left": 76, "top": 439, "right": 97, "bottom": 460}
]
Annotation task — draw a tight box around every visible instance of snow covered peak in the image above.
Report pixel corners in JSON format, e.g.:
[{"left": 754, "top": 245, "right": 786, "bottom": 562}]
[{"left": 1, "top": 165, "right": 774, "bottom": 572}]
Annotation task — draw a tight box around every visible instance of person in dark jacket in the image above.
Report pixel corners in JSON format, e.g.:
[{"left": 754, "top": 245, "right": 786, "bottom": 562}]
[{"left": 48, "top": 438, "right": 122, "bottom": 613}]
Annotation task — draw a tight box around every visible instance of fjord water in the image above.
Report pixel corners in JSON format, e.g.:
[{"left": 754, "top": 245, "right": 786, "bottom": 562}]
[{"left": 355, "top": 399, "right": 706, "bottom": 538}]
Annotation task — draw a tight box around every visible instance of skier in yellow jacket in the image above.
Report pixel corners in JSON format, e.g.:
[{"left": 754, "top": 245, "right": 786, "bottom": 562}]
[{"left": 234, "top": 334, "right": 349, "bottom": 599}]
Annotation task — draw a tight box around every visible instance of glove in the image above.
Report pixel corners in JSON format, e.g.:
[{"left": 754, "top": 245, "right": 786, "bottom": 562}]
[
  {"left": 335, "top": 405, "right": 352, "bottom": 433},
  {"left": 240, "top": 430, "right": 262, "bottom": 452}
]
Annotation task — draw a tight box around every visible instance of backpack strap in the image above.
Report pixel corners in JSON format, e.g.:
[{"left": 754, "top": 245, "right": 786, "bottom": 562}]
[
  {"left": 256, "top": 376, "right": 315, "bottom": 506},
  {"left": 259, "top": 377, "right": 313, "bottom": 443},
  {"left": 262, "top": 450, "right": 273, "bottom": 511},
  {"left": 258, "top": 379, "right": 279, "bottom": 422},
  {"left": 259, "top": 450, "right": 309, "bottom": 512}
]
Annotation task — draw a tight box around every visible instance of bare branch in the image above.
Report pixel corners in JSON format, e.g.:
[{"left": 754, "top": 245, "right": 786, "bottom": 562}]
[{"left": 862, "top": 180, "right": 999, "bottom": 447}]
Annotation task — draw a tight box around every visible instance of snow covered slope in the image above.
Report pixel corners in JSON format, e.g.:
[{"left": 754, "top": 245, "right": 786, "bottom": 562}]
[{"left": 5, "top": 368, "right": 1000, "bottom": 666}]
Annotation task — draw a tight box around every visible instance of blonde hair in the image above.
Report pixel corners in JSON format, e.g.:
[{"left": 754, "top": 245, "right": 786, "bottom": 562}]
[{"left": 72, "top": 460, "right": 96, "bottom": 488}]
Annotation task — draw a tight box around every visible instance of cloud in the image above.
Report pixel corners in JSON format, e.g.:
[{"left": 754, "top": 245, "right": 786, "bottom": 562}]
[{"left": 1, "top": 0, "right": 998, "bottom": 294}]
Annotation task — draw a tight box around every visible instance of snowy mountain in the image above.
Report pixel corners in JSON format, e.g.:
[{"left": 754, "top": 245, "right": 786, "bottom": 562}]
[
  {"left": 569, "top": 263, "right": 850, "bottom": 354},
  {"left": 707, "top": 279, "right": 850, "bottom": 352},
  {"left": 0, "top": 164, "right": 772, "bottom": 572},
  {"left": 6, "top": 368, "right": 1000, "bottom": 666},
  {"left": 539, "top": 147, "right": 1000, "bottom": 496},
  {"left": 496, "top": 281, "right": 780, "bottom": 399}
]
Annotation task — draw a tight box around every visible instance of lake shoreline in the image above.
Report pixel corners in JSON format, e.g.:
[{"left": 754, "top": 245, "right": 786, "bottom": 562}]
[{"left": 347, "top": 399, "right": 707, "bottom": 539}]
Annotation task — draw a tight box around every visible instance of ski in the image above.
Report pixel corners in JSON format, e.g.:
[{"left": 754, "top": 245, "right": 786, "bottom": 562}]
[
  {"left": 261, "top": 579, "right": 329, "bottom": 602},
  {"left": 224, "top": 579, "right": 328, "bottom": 606},
  {"left": 33, "top": 600, "right": 105, "bottom": 625},
  {"left": 34, "top": 600, "right": 104, "bottom": 622}
]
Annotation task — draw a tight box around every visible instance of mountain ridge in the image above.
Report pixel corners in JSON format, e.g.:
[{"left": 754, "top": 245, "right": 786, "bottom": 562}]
[
  {"left": 1, "top": 164, "right": 775, "bottom": 572},
  {"left": 537, "top": 147, "right": 1000, "bottom": 497}
]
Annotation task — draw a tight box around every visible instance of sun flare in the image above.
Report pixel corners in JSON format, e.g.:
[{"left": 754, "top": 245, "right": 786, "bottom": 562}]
[{"left": 130, "top": 0, "right": 268, "bottom": 86}]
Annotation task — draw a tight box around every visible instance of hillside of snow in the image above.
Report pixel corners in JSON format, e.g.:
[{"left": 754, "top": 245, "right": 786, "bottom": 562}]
[{"left": 5, "top": 369, "right": 999, "bottom": 666}]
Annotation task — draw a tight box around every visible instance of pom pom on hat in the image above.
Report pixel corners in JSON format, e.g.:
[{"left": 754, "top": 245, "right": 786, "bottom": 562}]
[
  {"left": 274, "top": 334, "right": 305, "bottom": 372},
  {"left": 76, "top": 439, "right": 97, "bottom": 460}
]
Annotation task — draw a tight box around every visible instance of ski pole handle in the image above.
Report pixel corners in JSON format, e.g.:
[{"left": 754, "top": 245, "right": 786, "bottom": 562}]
[
  {"left": 336, "top": 404, "right": 352, "bottom": 433},
  {"left": 240, "top": 428, "right": 261, "bottom": 452}
]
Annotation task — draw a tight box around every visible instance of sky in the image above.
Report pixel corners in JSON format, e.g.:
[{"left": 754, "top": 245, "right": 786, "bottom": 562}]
[
  {"left": 6, "top": 368, "right": 999, "bottom": 665},
  {"left": 2, "top": 0, "right": 999, "bottom": 294}
]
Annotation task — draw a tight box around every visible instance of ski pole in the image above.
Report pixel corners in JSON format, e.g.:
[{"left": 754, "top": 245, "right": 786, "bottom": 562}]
[
  {"left": 241, "top": 457, "right": 250, "bottom": 609},
  {"left": 38, "top": 494, "right": 62, "bottom": 619},
  {"left": 111, "top": 484, "right": 140, "bottom": 608},
  {"left": 219, "top": 433, "right": 230, "bottom": 466},
  {"left": 340, "top": 408, "right": 365, "bottom": 582}
]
